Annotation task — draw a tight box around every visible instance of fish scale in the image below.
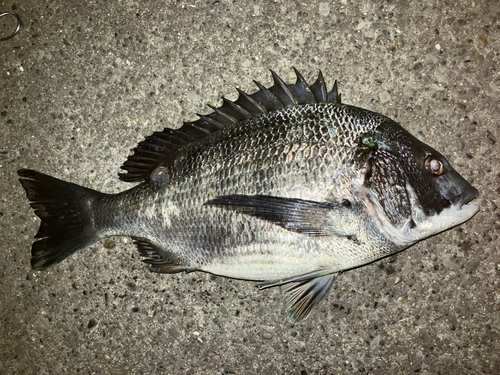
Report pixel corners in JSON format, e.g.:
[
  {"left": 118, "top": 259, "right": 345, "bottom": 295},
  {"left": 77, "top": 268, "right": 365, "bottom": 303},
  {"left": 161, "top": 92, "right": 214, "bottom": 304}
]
[{"left": 18, "top": 69, "right": 479, "bottom": 322}]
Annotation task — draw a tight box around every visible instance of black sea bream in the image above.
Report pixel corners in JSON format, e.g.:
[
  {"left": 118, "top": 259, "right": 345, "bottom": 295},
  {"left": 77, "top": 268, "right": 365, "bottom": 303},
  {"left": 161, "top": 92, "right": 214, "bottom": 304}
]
[{"left": 18, "top": 69, "right": 479, "bottom": 322}]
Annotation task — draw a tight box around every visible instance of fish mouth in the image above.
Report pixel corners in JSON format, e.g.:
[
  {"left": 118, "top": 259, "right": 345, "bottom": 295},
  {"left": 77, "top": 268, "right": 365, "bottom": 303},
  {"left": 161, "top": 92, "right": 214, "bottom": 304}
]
[{"left": 450, "top": 186, "right": 479, "bottom": 209}]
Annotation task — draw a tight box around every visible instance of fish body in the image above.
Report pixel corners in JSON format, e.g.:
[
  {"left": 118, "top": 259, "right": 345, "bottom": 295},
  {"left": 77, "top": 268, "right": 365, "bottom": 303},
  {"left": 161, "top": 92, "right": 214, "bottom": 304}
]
[{"left": 18, "top": 69, "right": 479, "bottom": 322}]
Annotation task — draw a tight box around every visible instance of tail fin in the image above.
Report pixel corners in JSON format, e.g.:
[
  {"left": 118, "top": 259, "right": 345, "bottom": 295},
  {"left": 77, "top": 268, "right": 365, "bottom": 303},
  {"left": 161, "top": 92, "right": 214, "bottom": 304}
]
[{"left": 18, "top": 169, "right": 107, "bottom": 270}]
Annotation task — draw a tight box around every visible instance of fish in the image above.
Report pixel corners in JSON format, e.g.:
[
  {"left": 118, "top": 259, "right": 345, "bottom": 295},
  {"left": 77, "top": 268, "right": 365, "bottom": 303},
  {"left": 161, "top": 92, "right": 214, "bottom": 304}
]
[{"left": 18, "top": 69, "right": 479, "bottom": 322}]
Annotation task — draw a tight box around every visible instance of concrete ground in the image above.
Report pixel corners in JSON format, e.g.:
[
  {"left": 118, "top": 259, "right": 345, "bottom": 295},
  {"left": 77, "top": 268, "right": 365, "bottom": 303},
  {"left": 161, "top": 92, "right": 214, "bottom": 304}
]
[{"left": 1, "top": 0, "right": 499, "bottom": 374}]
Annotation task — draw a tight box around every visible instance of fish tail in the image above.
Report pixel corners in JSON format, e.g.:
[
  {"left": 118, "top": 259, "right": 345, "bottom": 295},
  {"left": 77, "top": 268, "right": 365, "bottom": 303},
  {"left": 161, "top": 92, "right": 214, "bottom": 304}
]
[{"left": 17, "top": 169, "right": 107, "bottom": 271}]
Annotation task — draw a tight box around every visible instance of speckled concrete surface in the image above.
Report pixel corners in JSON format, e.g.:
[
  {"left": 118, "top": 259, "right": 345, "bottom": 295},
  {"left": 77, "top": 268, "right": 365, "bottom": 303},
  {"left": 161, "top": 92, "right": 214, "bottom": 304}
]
[{"left": 1, "top": 1, "right": 499, "bottom": 374}]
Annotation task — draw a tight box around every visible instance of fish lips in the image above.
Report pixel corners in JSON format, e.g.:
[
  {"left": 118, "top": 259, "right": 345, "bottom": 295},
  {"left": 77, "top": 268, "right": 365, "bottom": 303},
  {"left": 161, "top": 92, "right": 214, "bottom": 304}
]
[{"left": 450, "top": 186, "right": 479, "bottom": 210}]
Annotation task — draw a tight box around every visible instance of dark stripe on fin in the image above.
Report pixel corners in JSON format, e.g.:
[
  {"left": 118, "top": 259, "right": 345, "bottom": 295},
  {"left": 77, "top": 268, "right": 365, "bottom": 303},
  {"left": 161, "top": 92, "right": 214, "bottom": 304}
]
[
  {"left": 119, "top": 69, "right": 343, "bottom": 182},
  {"left": 133, "top": 238, "right": 187, "bottom": 274},
  {"left": 281, "top": 273, "right": 337, "bottom": 323},
  {"left": 205, "top": 194, "right": 356, "bottom": 237},
  {"left": 17, "top": 169, "right": 104, "bottom": 270}
]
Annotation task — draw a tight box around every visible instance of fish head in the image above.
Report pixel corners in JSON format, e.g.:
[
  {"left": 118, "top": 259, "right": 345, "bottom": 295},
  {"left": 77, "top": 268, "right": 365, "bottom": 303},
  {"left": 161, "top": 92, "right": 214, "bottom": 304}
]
[{"left": 357, "top": 118, "right": 479, "bottom": 246}]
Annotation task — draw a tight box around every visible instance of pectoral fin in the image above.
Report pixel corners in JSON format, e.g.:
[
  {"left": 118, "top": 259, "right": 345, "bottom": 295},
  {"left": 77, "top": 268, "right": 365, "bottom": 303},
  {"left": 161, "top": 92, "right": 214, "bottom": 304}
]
[
  {"left": 281, "top": 273, "right": 337, "bottom": 323},
  {"left": 205, "top": 194, "right": 357, "bottom": 237}
]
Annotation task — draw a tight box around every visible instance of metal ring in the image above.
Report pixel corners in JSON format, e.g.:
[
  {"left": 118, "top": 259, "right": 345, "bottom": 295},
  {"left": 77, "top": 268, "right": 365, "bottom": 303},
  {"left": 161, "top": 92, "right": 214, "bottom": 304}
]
[{"left": 0, "top": 11, "right": 22, "bottom": 42}]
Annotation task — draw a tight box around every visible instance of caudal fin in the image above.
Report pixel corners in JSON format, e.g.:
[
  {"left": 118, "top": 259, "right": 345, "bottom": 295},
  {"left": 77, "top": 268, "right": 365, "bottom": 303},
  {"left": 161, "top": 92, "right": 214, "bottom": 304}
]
[{"left": 18, "top": 169, "right": 106, "bottom": 270}]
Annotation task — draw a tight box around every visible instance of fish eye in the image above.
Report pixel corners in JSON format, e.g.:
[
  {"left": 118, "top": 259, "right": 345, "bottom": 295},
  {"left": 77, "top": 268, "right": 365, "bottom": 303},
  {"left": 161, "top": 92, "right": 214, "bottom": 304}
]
[{"left": 425, "top": 156, "right": 444, "bottom": 175}]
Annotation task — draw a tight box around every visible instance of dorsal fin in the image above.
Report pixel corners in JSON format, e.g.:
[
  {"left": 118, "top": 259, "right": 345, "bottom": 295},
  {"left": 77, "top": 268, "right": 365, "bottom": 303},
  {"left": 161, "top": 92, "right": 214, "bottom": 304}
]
[{"left": 119, "top": 69, "right": 342, "bottom": 182}]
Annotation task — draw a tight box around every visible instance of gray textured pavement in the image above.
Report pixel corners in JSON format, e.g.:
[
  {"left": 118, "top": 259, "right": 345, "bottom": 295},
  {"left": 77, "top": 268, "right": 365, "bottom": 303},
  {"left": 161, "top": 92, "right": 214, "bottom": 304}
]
[{"left": 0, "top": 1, "right": 499, "bottom": 374}]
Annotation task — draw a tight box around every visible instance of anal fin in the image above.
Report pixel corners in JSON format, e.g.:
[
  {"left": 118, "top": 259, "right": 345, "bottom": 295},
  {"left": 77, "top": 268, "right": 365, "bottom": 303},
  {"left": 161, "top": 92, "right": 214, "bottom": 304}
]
[
  {"left": 280, "top": 273, "right": 337, "bottom": 323},
  {"left": 133, "top": 238, "right": 187, "bottom": 274}
]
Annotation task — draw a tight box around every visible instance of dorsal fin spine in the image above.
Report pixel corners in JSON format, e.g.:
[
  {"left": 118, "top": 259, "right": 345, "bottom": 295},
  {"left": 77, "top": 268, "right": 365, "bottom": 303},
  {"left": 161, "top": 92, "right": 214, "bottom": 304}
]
[
  {"left": 310, "top": 70, "right": 328, "bottom": 102},
  {"left": 328, "top": 80, "right": 342, "bottom": 104},
  {"left": 196, "top": 114, "right": 225, "bottom": 130},
  {"left": 221, "top": 97, "right": 253, "bottom": 120},
  {"left": 235, "top": 88, "right": 267, "bottom": 115},
  {"left": 207, "top": 104, "right": 238, "bottom": 124},
  {"left": 291, "top": 67, "right": 316, "bottom": 104},
  {"left": 269, "top": 70, "right": 299, "bottom": 106},
  {"left": 252, "top": 80, "right": 283, "bottom": 110}
]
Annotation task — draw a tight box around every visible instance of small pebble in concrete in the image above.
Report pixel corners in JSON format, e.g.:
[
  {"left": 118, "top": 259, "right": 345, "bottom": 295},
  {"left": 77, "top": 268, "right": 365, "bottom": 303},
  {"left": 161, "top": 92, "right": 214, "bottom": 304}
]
[
  {"left": 318, "top": 3, "right": 330, "bottom": 16},
  {"left": 103, "top": 239, "right": 115, "bottom": 249},
  {"left": 379, "top": 91, "right": 391, "bottom": 103},
  {"left": 88, "top": 318, "right": 98, "bottom": 329}
]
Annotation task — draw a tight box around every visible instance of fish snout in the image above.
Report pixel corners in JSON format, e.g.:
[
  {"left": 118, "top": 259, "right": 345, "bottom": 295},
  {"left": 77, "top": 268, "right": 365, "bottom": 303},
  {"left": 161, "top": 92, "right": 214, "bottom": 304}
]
[{"left": 450, "top": 186, "right": 479, "bottom": 209}]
